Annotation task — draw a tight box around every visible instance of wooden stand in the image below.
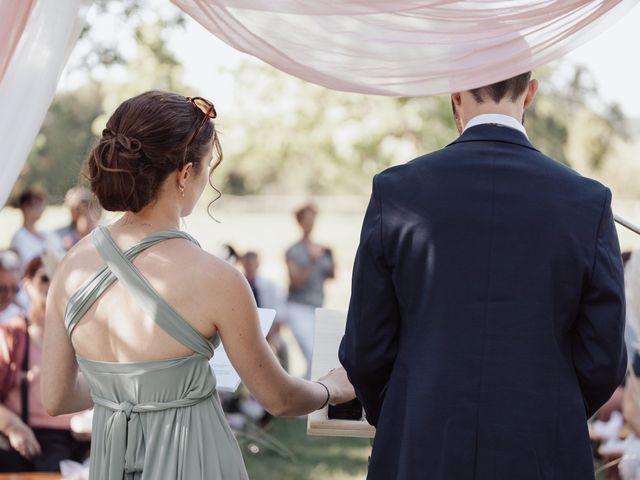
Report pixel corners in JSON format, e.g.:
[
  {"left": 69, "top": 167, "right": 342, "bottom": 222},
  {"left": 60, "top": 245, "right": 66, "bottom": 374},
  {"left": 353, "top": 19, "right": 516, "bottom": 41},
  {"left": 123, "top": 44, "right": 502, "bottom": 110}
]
[{"left": 306, "top": 308, "right": 375, "bottom": 438}]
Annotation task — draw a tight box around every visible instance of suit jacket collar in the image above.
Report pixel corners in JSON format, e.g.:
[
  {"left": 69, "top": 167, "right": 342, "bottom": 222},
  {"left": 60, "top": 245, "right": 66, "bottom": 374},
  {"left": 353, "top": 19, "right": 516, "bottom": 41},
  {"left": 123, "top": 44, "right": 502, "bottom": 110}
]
[{"left": 446, "top": 124, "right": 540, "bottom": 153}]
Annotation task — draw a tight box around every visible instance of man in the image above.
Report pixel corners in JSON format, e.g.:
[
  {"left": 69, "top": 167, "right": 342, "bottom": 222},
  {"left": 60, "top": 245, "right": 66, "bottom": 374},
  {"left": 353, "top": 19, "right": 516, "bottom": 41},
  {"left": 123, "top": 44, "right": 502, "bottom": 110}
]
[
  {"left": 339, "top": 71, "right": 626, "bottom": 479},
  {"left": 0, "top": 251, "right": 23, "bottom": 324}
]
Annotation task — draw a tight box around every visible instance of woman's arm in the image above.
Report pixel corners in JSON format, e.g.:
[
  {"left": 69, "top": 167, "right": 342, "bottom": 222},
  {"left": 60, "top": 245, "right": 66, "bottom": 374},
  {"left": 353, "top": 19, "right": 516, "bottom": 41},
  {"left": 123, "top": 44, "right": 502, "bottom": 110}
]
[
  {"left": 41, "top": 269, "right": 93, "bottom": 416},
  {"left": 207, "top": 262, "right": 353, "bottom": 416}
]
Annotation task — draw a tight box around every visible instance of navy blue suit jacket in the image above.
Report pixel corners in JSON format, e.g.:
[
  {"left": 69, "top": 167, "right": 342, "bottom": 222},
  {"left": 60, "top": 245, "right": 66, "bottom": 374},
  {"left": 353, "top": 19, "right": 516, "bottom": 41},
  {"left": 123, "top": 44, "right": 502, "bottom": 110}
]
[{"left": 339, "top": 124, "right": 627, "bottom": 480}]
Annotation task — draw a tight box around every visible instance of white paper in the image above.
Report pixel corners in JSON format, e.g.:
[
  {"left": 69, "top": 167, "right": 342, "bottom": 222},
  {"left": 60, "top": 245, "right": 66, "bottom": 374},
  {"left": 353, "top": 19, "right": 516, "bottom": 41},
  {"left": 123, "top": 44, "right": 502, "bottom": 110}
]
[{"left": 210, "top": 308, "right": 276, "bottom": 392}]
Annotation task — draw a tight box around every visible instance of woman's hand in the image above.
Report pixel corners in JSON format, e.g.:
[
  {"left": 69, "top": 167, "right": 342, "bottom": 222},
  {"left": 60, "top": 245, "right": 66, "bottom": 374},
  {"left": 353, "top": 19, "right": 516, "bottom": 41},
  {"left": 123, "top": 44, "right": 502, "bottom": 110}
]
[
  {"left": 317, "top": 367, "right": 356, "bottom": 405},
  {"left": 6, "top": 418, "right": 41, "bottom": 459}
]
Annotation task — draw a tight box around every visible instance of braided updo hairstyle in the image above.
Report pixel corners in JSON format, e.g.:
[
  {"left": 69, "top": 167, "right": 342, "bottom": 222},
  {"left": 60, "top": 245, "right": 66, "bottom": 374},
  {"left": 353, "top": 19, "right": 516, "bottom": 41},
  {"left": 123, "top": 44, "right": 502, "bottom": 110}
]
[{"left": 87, "top": 90, "right": 221, "bottom": 213}]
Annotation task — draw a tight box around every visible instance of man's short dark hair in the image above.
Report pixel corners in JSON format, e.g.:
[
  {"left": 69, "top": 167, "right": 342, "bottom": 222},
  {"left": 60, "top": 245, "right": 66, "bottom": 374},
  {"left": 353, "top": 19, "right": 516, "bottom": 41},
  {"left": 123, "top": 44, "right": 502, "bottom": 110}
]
[{"left": 470, "top": 71, "right": 531, "bottom": 103}]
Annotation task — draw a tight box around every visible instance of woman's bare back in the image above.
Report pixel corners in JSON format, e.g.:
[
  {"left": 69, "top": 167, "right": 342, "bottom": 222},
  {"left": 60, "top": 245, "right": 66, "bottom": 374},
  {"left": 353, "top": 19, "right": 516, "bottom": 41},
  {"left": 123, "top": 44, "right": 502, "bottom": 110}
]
[{"left": 56, "top": 226, "right": 223, "bottom": 363}]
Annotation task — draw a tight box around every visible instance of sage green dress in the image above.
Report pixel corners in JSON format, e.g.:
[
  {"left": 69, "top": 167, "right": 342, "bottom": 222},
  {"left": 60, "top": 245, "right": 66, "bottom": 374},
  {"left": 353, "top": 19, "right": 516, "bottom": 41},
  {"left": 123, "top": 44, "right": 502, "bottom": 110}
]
[{"left": 64, "top": 226, "right": 249, "bottom": 480}]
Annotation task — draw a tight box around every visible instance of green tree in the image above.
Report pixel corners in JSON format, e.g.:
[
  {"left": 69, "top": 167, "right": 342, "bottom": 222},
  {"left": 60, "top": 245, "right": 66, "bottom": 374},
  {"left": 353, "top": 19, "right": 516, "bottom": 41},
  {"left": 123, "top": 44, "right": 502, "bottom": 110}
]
[{"left": 218, "top": 60, "right": 628, "bottom": 196}]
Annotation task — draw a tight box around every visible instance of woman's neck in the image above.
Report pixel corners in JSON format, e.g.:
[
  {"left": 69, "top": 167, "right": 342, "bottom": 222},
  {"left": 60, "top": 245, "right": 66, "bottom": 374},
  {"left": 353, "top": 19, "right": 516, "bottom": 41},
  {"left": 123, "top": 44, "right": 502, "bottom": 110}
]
[
  {"left": 120, "top": 202, "right": 181, "bottom": 231},
  {"left": 23, "top": 220, "right": 39, "bottom": 235}
]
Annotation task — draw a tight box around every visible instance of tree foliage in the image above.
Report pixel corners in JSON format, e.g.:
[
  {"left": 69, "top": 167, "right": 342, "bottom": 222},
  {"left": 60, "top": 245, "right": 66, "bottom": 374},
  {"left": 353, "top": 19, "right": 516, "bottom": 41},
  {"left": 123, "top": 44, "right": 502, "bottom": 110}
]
[{"left": 218, "top": 60, "right": 629, "bottom": 195}]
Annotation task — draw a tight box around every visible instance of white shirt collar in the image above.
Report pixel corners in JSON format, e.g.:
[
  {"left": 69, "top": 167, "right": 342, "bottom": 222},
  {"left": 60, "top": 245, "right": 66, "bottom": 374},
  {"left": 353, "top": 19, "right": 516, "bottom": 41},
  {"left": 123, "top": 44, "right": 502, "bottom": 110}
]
[{"left": 463, "top": 113, "right": 528, "bottom": 138}]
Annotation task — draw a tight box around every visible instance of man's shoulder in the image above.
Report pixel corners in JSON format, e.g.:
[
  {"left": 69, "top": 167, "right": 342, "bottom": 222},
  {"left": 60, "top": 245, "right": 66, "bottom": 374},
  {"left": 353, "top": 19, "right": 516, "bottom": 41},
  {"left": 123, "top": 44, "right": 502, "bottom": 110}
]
[
  {"left": 375, "top": 142, "right": 608, "bottom": 200},
  {"left": 375, "top": 149, "right": 448, "bottom": 184},
  {"left": 528, "top": 149, "right": 610, "bottom": 200}
]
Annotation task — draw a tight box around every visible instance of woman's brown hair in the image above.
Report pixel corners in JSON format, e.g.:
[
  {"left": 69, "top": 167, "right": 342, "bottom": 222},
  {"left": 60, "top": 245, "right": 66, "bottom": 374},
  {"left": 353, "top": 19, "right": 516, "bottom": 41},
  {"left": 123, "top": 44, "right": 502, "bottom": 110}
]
[{"left": 86, "top": 90, "right": 222, "bottom": 213}]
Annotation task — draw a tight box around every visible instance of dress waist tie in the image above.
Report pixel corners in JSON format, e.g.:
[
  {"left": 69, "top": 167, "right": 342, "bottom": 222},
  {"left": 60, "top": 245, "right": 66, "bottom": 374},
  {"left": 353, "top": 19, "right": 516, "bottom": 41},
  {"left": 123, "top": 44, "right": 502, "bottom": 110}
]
[{"left": 92, "top": 390, "right": 214, "bottom": 480}]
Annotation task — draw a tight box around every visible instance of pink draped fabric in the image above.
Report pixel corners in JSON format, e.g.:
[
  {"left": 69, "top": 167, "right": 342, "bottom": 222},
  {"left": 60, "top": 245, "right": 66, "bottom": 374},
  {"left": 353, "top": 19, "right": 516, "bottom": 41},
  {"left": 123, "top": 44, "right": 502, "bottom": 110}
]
[
  {"left": 171, "top": 0, "right": 638, "bottom": 96},
  {"left": 0, "top": 0, "right": 88, "bottom": 207},
  {"left": 0, "top": 0, "right": 36, "bottom": 83}
]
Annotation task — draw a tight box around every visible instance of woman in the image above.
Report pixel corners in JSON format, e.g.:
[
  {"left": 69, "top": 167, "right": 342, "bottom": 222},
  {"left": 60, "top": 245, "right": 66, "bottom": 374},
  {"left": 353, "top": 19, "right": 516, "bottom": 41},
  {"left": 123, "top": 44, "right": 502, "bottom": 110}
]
[
  {"left": 0, "top": 257, "right": 90, "bottom": 471},
  {"left": 286, "top": 203, "right": 335, "bottom": 378},
  {"left": 10, "top": 188, "right": 63, "bottom": 271},
  {"left": 41, "top": 91, "right": 354, "bottom": 480}
]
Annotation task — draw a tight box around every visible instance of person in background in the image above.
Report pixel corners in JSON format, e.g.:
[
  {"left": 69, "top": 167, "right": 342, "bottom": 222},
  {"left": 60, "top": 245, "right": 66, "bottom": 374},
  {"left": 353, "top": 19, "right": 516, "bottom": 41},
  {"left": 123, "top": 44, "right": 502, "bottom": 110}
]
[
  {"left": 595, "top": 251, "right": 636, "bottom": 424},
  {"left": 9, "top": 188, "right": 63, "bottom": 270},
  {"left": 0, "top": 257, "right": 90, "bottom": 472},
  {"left": 239, "top": 251, "right": 289, "bottom": 427},
  {"left": 241, "top": 251, "right": 289, "bottom": 371},
  {"left": 55, "top": 187, "right": 102, "bottom": 251},
  {"left": 0, "top": 251, "right": 24, "bottom": 324},
  {"left": 624, "top": 250, "right": 640, "bottom": 428},
  {"left": 285, "top": 203, "right": 335, "bottom": 379}
]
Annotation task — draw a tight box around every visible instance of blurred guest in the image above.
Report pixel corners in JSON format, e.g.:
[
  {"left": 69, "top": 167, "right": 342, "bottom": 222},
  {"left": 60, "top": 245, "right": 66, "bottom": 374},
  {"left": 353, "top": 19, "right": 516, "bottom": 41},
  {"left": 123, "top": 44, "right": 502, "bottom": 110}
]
[
  {"left": 0, "top": 251, "right": 23, "bottom": 324},
  {"left": 285, "top": 203, "right": 335, "bottom": 378},
  {"left": 55, "top": 187, "right": 102, "bottom": 251},
  {"left": 626, "top": 251, "right": 640, "bottom": 358},
  {"left": 596, "top": 252, "right": 638, "bottom": 423},
  {"left": 240, "top": 251, "right": 289, "bottom": 427},
  {"left": 0, "top": 257, "right": 90, "bottom": 472},
  {"left": 623, "top": 251, "right": 639, "bottom": 367},
  {"left": 9, "top": 188, "right": 63, "bottom": 270},
  {"left": 240, "top": 251, "right": 288, "bottom": 371},
  {"left": 624, "top": 251, "right": 640, "bottom": 434}
]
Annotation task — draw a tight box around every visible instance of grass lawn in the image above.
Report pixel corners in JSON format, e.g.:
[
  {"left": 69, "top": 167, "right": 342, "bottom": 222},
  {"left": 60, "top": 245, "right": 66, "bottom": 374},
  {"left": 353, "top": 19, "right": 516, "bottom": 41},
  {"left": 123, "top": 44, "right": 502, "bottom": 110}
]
[{"left": 240, "top": 417, "right": 370, "bottom": 480}]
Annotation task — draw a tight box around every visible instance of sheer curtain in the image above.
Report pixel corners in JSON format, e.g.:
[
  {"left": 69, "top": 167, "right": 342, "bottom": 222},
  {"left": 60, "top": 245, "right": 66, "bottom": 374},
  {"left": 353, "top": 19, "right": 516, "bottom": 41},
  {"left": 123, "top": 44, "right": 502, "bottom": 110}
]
[
  {"left": 0, "top": 0, "right": 88, "bottom": 207},
  {"left": 1, "top": 1, "right": 638, "bottom": 208},
  {"left": 0, "top": 0, "right": 35, "bottom": 82},
  {"left": 171, "top": 0, "right": 637, "bottom": 96}
]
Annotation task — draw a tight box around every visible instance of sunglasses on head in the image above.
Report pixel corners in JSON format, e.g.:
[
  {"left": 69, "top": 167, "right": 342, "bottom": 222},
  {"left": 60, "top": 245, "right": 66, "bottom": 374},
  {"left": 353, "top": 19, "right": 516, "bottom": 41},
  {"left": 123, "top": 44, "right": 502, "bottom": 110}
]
[
  {"left": 0, "top": 285, "right": 19, "bottom": 296},
  {"left": 185, "top": 96, "right": 217, "bottom": 147}
]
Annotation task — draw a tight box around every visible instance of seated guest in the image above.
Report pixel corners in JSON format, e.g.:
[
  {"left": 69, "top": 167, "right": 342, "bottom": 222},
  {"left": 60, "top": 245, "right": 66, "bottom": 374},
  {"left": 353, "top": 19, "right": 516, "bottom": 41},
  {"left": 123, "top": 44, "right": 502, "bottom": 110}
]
[
  {"left": 625, "top": 251, "right": 640, "bottom": 436},
  {"left": 9, "top": 188, "right": 64, "bottom": 271},
  {"left": 0, "top": 257, "right": 90, "bottom": 472},
  {"left": 55, "top": 187, "right": 102, "bottom": 251},
  {"left": 0, "top": 251, "right": 23, "bottom": 324},
  {"left": 594, "top": 252, "right": 638, "bottom": 424},
  {"left": 240, "top": 251, "right": 288, "bottom": 371}
]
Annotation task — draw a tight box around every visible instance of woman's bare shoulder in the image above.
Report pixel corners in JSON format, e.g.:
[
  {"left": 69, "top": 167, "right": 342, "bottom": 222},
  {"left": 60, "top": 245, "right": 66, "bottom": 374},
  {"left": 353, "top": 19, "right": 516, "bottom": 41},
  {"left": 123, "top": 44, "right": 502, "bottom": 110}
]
[{"left": 180, "top": 242, "right": 247, "bottom": 288}]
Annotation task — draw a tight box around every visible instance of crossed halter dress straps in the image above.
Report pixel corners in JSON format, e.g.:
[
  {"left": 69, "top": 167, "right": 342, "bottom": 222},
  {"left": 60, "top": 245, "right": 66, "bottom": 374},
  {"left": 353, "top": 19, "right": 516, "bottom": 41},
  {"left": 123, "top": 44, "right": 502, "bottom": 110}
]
[{"left": 63, "top": 226, "right": 248, "bottom": 480}]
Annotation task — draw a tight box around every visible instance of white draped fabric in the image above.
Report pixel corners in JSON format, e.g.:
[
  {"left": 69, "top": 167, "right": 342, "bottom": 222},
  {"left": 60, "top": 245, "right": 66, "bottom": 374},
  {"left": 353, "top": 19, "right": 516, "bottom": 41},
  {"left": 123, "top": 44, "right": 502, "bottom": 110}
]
[
  {"left": 0, "top": 0, "right": 35, "bottom": 82},
  {"left": 0, "top": 1, "right": 638, "bottom": 208},
  {"left": 171, "top": 0, "right": 637, "bottom": 96},
  {"left": 0, "top": 0, "right": 88, "bottom": 207}
]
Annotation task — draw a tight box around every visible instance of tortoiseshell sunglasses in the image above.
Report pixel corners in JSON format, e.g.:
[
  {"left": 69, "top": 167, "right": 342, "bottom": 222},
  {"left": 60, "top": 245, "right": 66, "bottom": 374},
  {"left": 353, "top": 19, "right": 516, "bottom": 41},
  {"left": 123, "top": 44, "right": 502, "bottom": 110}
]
[{"left": 186, "top": 96, "right": 217, "bottom": 146}]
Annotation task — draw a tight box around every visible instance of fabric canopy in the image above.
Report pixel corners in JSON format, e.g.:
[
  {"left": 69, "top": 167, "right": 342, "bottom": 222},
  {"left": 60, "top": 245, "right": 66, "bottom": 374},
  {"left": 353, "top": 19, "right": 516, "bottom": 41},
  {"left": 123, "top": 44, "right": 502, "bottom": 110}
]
[
  {"left": 0, "top": 0, "right": 638, "bottom": 209},
  {"left": 171, "top": 0, "right": 638, "bottom": 96},
  {"left": 0, "top": 0, "right": 35, "bottom": 82},
  {"left": 0, "top": 0, "right": 88, "bottom": 208}
]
